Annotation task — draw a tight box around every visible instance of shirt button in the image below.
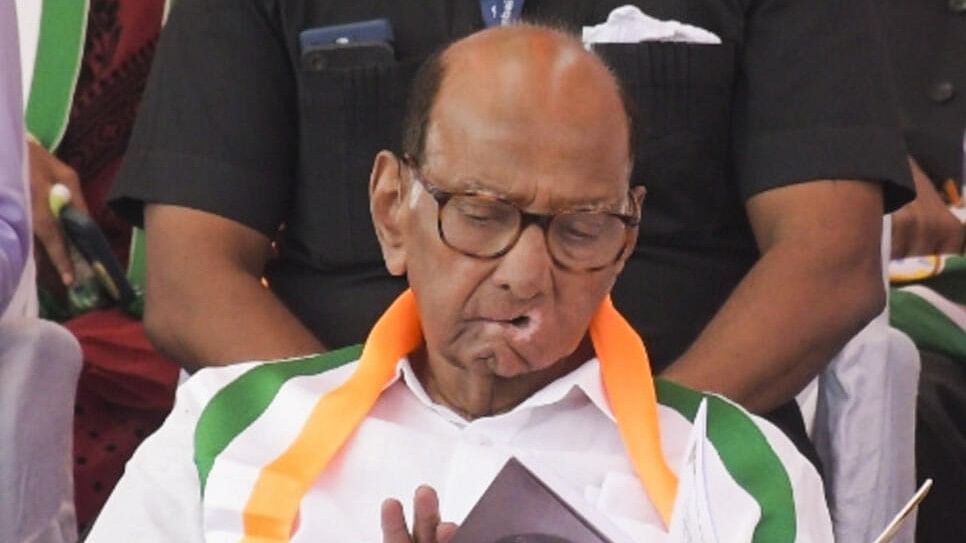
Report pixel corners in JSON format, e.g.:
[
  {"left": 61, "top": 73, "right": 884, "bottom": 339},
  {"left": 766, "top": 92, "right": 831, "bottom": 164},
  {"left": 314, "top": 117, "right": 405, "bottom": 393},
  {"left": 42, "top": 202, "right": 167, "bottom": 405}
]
[
  {"left": 928, "top": 81, "right": 956, "bottom": 103},
  {"left": 465, "top": 433, "right": 493, "bottom": 447},
  {"left": 949, "top": 0, "right": 966, "bottom": 13}
]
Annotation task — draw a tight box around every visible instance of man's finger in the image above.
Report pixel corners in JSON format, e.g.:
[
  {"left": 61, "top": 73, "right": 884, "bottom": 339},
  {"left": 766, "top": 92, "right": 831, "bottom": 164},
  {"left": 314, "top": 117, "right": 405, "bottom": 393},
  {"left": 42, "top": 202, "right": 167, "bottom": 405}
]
[
  {"left": 436, "top": 522, "right": 459, "bottom": 543},
  {"left": 936, "top": 215, "right": 964, "bottom": 255},
  {"left": 34, "top": 220, "right": 74, "bottom": 285},
  {"left": 27, "top": 139, "right": 88, "bottom": 212},
  {"left": 381, "top": 498, "right": 413, "bottom": 543},
  {"left": 412, "top": 485, "right": 441, "bottom": 543},
  {"left": 48, "top": 156, "right": 88, "bottom": 213},
  {"left": 890, "top": 210, "right": 913, "bottom": 259}
]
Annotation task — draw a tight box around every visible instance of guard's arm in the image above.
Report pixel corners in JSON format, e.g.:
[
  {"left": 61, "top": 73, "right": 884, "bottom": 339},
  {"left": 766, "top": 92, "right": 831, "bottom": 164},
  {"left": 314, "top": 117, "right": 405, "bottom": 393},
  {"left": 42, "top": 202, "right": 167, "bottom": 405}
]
[
  {"left": 661, "top": 179, "right": 884, "bottom": 412},
  {"left": 143, "top": 204, "right": 322, "bottom": 372}
]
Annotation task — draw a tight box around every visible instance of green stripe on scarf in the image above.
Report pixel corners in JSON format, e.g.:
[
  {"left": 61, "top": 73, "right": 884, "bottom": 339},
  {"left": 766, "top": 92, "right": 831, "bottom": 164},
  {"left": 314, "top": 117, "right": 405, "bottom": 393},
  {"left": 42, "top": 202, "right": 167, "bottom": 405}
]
[
  {"left": 193, "top": 344, "right": 363, "bottom": 494},
  {"left": 24, "top": 0, "right": 89, "bottom": 150},
  {"left": 656, "top": 379, "right": 797, "bottom": 543},
  {"left": 890, "top": 288, "right": 966, "bottom": 360}
]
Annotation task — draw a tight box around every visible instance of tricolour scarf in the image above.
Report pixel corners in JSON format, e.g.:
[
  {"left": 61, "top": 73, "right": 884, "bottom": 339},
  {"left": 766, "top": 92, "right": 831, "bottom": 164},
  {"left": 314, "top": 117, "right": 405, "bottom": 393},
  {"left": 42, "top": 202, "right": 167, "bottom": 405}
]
[{"left": 239, "top": 289, "right": 677, "bottom": 541}]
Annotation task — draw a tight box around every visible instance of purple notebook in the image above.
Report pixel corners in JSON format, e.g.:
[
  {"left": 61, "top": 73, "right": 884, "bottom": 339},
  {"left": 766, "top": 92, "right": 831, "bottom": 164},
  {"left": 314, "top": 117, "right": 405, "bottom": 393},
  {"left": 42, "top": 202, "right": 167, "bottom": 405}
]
[{"left": 450, "top": 458, "right": 618, "bottom": 543}]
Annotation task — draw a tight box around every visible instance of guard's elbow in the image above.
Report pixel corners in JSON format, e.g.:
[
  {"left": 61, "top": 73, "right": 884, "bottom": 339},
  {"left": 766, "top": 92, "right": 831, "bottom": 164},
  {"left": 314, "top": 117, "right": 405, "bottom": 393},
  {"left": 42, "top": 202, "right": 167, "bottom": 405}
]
[
  {"left": 855, "top": 279, "right": 887, "bottom": 324},
  {"left": 142, "top": 289, "right": 202, "bottom": 373},
  {"left": 842, "top": 257, "right": 887, "bottom": 334}
]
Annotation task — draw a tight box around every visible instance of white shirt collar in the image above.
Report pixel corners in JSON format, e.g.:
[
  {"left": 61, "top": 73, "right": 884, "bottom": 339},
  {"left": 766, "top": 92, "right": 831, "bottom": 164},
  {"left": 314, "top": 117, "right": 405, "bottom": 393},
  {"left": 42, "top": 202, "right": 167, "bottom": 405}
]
[{"left": 386, "top": 355, "right": 618, "bottom": 424}]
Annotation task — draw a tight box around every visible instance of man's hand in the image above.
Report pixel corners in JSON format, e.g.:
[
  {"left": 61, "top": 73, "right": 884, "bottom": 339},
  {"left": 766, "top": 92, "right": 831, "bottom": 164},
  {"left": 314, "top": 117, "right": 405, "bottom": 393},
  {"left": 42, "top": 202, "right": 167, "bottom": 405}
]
[
  {"left": 27, "top": 138, "right": 88, "bottom": 285},
  {"left": 891, "top": 157, "right": 963, "bottom": 258},
  {"left": 382, "top": 486, "right": 458, "bottom": 543}
]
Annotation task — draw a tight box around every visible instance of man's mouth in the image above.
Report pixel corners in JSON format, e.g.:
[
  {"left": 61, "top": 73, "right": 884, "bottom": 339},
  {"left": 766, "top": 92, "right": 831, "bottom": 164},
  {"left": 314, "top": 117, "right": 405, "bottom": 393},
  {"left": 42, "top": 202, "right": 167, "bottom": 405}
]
[
  {"left": 475, "top": 309, "right": 542, "bottom": 340},
  {"left": 499, "top": 311, "right": 542, "bottom": 343},
  {"left": 508, "top": 315, "right": 531, "bottom": 328}
]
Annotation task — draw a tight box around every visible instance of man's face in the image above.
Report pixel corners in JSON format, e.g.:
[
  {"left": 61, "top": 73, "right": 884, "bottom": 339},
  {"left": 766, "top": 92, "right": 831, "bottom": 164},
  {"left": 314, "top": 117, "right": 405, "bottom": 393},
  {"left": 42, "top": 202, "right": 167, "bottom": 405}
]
[{"left": 395, "top": 46, "right": 638, "bottom": 380}]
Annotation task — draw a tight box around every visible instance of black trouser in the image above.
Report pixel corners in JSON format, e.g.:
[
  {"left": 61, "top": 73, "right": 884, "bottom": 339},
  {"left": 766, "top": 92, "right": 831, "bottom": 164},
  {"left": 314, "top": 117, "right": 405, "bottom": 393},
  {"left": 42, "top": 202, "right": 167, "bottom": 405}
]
[
  {"left": 915, "top": 350, "right": 966, "bottom": 543},
  {"left": 763, "top": 400, "right": 824, "bottom": 477}
]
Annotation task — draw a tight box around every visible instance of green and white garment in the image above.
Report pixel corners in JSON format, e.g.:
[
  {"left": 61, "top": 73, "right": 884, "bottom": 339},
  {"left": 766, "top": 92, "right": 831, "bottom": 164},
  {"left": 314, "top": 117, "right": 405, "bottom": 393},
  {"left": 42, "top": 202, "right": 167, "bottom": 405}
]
[
  {"left": 88, "top": 347, "right": 832, "bottom": 543},
  {"left": 889, "top": 255, "right": 966, "bottom": 361}
]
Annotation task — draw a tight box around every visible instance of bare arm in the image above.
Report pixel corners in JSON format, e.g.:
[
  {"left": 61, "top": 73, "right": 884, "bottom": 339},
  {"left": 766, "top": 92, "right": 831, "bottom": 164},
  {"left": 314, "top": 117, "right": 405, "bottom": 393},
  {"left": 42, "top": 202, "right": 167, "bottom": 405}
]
[
  {"left": 661, "top": 180, "right": 885, "bottom": 413},
  {"left": 890, "top": 157, "right": 963, "bottom": 258},
  {"left": 143, "top": 204, "right": 322, "bottom": 372}
]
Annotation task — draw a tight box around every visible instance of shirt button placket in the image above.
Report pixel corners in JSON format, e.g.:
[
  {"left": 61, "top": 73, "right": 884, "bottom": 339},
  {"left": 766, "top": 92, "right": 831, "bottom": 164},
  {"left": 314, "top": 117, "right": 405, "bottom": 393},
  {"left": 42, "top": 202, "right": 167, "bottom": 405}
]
[{"left": 465, "top": 430, "right": 493, "bottom": 447}]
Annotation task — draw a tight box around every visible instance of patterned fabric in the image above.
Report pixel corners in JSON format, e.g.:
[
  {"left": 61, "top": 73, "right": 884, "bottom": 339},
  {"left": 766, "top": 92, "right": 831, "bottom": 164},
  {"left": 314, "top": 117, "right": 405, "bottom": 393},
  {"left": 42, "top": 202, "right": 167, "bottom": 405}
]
[{"left": 68, "top": 308, "right": 179, "bottom": 531}]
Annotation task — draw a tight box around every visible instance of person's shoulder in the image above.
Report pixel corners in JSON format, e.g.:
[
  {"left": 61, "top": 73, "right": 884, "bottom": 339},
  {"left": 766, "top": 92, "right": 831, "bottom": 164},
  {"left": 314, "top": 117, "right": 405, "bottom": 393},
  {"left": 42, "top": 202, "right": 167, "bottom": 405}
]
[
  {"left": 655, "top": 378, "right": 832, "bottom": 542},
  {"left": 178, "top": 344, "right": 363, "bottom": 415},
  {"left": 655, "top": 378, "right": 807, "bottom": 474}
]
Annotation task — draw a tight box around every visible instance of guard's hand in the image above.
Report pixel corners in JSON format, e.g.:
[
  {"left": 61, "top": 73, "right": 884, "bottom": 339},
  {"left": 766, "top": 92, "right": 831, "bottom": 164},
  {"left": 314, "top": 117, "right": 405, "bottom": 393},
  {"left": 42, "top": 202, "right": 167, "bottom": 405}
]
[
  {"left": 891, "top": 157, "right": 963, "bottom": 258},
  {"left": 27, "top": 138, "right": 88, "bottom": 285},
  {"left": 382, "top": 485, "right": 458, "bottom": 543}
]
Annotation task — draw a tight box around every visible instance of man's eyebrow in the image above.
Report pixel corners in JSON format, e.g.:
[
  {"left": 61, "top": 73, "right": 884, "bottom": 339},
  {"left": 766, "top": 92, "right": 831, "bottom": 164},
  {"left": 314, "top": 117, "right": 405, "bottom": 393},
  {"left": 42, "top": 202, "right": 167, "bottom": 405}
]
[
  {"left": 444, "top": 177, "right": 516, "bottom": 200},
  {"left": 550, "top": 195, "right": 631, "bottom": 213},
  {"left": 442, "top": 176, "right": 629, "bottom": 212},
  {"left": 453, "top": 178, "right": 503, "bottom": 194}
]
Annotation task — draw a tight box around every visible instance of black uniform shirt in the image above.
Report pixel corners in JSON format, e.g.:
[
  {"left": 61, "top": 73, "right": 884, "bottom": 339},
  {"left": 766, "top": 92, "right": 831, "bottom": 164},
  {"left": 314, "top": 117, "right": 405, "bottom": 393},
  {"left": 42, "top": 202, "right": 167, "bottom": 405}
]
[
  {"left": 884, "top": 0, "right": 966, "bottom": 183},
  {"left": 111, "top": 0, "right": 913, "bottom": 365}
]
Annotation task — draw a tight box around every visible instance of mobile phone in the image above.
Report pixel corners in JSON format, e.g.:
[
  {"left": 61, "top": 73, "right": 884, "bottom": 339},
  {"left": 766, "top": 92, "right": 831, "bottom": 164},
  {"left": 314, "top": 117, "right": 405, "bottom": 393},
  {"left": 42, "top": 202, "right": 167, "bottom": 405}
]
[
  {"left": 60, "top": 206, "right": 137, "bottom": 306},
  {"left": 299, "top": 19, "right": 394, "bottom": 49},
  {"left": 299, "top": 18, "right": 395, "bottom": 70}
]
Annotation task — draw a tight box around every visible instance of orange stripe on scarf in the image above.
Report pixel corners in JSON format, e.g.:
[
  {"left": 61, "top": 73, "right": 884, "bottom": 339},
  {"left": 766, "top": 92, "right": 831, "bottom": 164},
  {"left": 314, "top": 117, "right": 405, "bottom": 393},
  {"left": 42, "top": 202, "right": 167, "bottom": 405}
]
[
  {"left": 240, "top": 290, "right": 677, "bottom": 541},
  {"left": 590, "top": 296, "right": 678, "bottom": 524}
]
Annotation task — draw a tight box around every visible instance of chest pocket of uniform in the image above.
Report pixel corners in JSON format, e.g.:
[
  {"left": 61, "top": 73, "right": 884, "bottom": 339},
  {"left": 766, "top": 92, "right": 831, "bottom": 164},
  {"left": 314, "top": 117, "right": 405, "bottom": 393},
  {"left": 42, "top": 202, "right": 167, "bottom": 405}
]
[
  {"left": 594, "top": 42, "right": 738, "bottom": 245},
  {"left": 594, "top": 42, "right": 734, "bottom": 137},
  {"left": 293, "top": 57, "right": 425, "bottom": 268}
]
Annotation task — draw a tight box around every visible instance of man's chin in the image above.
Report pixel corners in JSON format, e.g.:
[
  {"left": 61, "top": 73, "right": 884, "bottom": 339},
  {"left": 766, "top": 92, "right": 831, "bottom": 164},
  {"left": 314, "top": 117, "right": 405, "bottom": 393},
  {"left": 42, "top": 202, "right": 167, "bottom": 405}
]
[
  {"left": 447, "top": 320, "right": 577, "bottom": 377},
  {"left": 458, "top": 339, "right": 559, "bottom": 379}
]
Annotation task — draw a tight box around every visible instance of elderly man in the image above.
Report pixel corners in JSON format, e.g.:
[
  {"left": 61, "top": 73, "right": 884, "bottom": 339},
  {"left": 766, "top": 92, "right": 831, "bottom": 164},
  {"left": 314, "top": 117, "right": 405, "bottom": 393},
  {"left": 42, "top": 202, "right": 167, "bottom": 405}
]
[{"left": 88, "top": 26, "right": 831, "bottom": 542}]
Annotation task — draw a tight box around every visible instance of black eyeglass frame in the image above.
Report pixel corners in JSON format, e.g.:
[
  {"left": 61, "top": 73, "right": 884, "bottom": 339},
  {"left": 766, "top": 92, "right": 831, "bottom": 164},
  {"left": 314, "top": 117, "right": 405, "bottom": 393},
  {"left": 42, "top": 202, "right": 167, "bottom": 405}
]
[{"left": 400, "top": 154, "right": 643, "bottom": 272}]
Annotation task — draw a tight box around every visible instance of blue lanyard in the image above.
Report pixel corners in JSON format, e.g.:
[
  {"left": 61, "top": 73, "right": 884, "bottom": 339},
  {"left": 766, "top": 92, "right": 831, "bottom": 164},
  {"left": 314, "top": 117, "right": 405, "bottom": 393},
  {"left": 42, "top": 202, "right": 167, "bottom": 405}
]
[{"left": 479, "top": 0, "right": 524, "bottom": 27}]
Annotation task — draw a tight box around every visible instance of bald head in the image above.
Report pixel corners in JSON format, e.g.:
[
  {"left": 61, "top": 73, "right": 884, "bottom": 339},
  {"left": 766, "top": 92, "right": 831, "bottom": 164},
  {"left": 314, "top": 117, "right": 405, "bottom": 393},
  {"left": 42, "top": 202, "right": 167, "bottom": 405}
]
[{"left": 401, "top": 25, "right": 633, "bottom": 168}]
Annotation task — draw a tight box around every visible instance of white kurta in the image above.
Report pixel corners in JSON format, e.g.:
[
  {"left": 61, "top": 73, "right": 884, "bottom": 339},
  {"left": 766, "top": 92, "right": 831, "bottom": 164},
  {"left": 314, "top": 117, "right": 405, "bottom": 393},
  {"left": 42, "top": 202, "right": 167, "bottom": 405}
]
[{"left": 89, "top": 356, "right": 832, "bottom": 542}]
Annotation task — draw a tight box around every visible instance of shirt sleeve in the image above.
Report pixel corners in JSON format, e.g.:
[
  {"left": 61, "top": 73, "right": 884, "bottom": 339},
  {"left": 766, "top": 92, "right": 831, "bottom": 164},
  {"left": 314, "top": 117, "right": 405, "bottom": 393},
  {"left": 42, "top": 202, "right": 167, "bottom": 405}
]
[
  {"left": 732, "top": 0, "right": 914, "bottom": 211},
  {"left": 109, "top": 0, "right": 297, "bottom": 236},
  {"left": 0, "top": 3, "right": 30, "bottom": 314},
  {"left": 85, "top": 385, "right": 206, "bottom": 543}
]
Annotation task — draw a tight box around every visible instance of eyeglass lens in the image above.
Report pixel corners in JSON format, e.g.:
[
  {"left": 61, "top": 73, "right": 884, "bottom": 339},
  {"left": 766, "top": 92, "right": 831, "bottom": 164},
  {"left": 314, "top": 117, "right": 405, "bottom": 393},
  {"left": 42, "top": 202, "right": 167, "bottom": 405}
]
[{"left": 439, "top": 194, "right": 629, "bottom": 269}]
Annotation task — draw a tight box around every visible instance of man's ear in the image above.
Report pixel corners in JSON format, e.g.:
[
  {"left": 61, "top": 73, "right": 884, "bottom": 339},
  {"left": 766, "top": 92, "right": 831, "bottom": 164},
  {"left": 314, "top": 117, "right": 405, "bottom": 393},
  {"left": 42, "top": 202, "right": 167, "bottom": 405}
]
[{"left": 370, "top": 151, "right": 408, "bottom": 276}]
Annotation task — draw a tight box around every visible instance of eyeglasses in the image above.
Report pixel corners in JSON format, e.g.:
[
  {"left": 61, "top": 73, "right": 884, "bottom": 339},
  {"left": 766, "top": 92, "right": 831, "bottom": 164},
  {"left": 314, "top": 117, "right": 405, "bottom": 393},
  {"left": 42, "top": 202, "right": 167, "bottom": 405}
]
[{"left": 401, "top": 155, "right": 643, "bottom": 272}]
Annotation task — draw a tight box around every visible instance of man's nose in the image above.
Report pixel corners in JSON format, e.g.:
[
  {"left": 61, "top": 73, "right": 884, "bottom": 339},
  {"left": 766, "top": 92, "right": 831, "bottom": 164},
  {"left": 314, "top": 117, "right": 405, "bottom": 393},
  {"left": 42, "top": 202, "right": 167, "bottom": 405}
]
[{"left": 490, "top": 224, "right": 553, "bottom": 300}]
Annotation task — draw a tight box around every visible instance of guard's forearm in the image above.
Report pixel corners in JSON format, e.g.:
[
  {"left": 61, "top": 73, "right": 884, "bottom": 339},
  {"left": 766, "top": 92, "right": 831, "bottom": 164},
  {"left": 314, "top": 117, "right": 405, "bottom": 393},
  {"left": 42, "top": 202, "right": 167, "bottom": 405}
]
[
  {"left": 144, "top": 270, "right": 323, "bottom": 372},
  {"left": 660, "top": 243, "right": 884, "bottom": 413}
]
